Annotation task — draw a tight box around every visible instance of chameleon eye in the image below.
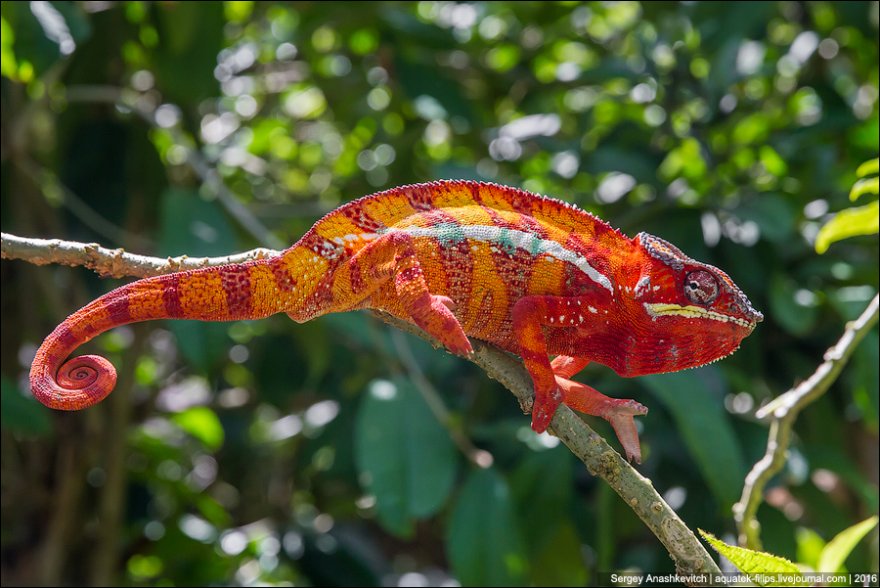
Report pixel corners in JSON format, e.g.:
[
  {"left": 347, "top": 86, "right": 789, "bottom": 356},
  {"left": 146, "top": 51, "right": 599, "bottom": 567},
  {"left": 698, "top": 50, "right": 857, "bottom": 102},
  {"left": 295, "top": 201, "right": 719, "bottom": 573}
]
[{"left": 684, "top": 270, "right": 719, "bottom": 305}]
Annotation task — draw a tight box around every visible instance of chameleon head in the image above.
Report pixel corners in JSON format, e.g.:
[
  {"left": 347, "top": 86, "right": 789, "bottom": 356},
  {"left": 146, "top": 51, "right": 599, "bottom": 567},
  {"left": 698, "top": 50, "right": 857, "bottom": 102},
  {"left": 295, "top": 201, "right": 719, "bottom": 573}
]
[{"left": 622, "top": 232, "right": 763, "bottom": 374}]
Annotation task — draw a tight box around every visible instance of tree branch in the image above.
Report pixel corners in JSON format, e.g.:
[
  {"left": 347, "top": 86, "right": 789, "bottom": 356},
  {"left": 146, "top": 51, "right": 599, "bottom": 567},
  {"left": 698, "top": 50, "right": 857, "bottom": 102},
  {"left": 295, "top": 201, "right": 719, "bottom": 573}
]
[
  {"left": 733, "top": 294, "right": 880, "bottom": 549},
  {"left": 2, "top": 231, "right": 723, "bottom": 584},
  {"left": 1, "top": 232, "right": 280, "bottom": 278}
]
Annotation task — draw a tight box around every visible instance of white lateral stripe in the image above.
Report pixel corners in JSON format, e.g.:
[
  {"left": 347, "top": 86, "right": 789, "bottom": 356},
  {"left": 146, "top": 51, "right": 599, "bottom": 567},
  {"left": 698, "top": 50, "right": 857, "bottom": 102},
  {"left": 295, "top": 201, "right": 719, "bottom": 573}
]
[{"left": 397, "top": 224, "right": 613, "bottom": 294}]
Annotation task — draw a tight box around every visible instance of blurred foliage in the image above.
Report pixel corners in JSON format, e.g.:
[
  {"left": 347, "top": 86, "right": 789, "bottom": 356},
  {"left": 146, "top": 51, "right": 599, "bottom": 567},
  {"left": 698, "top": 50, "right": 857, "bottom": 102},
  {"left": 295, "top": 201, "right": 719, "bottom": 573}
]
[
  {"left": 815, "top": 157, "right": 879, "bottom": 254},
  {"left": 1, "top": 1, "right": 878, "bottom": 586}
]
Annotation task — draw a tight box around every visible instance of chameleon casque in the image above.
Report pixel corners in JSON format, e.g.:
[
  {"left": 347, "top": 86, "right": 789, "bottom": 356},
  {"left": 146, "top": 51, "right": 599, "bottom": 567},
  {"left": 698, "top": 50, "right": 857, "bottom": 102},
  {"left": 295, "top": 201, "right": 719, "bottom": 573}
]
[{"left": 30, "top": 180, "right": 762, "bottom": 462}]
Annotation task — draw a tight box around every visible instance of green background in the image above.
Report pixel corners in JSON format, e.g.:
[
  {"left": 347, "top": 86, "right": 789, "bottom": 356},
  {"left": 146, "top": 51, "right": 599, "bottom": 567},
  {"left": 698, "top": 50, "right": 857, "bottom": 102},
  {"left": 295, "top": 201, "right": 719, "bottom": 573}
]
[{"left": 1, "top": 2, "right": 877, "bottom": 585}]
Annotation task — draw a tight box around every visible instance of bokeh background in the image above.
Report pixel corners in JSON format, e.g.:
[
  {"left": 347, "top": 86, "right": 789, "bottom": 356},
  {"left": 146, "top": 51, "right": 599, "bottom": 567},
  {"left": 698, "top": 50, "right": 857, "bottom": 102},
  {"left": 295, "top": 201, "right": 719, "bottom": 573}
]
[{"left": 1, "top": 1, "right": 877, "bottom": 586}]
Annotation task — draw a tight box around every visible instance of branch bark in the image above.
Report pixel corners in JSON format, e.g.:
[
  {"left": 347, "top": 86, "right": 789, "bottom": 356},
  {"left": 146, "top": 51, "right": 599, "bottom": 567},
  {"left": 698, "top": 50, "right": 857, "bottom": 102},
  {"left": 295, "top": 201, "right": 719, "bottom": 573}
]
[
  {"left": 1, "top": 232, "right": 280, "bottom": 278},
  {"left": 733, "top": 294, "right": 879, "bottom": 549},
  {"left": 2, "top": 231, "right": 723, "bottom": 584}
]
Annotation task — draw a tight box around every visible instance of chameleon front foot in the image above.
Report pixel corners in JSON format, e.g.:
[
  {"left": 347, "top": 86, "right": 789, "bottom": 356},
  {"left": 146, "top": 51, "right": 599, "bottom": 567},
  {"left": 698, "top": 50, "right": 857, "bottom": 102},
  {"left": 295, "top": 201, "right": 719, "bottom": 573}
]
[
  {"left": 529, "top": 387, "right": 564, "bottom": 435},
  {"left": 556, "top": 377, "right": 648, "bottom": 463},
  {"left": 410, "top": 294, "right": 473, "bottom": 357},
  {"left": 601, "top": 398, "right": 648, "bottom": 464}
]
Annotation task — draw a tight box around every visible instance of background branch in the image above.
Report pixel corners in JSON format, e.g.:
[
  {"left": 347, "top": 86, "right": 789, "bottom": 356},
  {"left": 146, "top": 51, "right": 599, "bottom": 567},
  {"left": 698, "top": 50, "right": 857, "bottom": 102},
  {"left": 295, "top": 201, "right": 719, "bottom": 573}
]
[
  {"left": 733, "top": 294, "right": 880, "bottom": 549},
  {"left": 2, "top": 231, "right": 723, "bottom": 584},
  {"left": 64, "top": 85, "right": 286, "bottom": 250}
]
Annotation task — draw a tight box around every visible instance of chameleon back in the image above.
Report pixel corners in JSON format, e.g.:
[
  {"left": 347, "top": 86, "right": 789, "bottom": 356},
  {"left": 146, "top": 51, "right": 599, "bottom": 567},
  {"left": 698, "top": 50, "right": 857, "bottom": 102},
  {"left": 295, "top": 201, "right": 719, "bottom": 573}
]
[{"left": 289, "top": 180, "right": 627, "bottom": 351}]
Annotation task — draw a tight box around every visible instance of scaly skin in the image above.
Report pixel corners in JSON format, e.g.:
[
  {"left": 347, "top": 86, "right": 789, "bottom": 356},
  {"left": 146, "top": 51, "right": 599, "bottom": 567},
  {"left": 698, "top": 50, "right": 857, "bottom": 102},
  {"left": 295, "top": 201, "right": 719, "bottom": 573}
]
[{"left": 30, "top": 180, "right": 763, "bottom": 462}]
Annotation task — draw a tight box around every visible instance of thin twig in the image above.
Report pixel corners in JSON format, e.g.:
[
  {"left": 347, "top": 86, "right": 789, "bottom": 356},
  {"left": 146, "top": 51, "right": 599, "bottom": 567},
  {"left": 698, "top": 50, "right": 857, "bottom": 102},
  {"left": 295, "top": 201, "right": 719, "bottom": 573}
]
[
  {"left": 1, "top": 232, "right": 724, "bottom": 583},
  {"left": 389, "top": 329, "right": 494, "bottom": 469},
  {"left": 65, "top": 84, "right": 286, "bottom": 250},
  {"left": 15, "top": 157, "right": 154, "bottom": 252},
  {"left": 733, "top": 295, "right": 880, "bottom": 549}
]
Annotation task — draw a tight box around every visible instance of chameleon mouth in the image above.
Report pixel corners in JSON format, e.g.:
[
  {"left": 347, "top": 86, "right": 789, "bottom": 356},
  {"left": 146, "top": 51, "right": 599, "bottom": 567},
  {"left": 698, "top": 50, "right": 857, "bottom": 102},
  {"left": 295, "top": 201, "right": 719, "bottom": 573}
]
[{"left": 643, "top": 302, "right": 758, "bottom": 329}]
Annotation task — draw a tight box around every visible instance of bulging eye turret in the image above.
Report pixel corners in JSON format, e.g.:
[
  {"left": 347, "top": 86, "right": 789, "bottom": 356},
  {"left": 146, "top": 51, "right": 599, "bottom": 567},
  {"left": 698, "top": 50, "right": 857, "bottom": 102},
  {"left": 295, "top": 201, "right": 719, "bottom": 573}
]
[{"left": 684, "top": 270, "right": 719, "bottom": 305}]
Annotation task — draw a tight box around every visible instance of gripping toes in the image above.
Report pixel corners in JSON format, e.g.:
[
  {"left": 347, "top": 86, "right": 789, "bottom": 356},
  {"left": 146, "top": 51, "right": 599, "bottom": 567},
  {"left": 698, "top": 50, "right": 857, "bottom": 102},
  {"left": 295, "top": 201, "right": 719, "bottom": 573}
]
[
  {"left": 530, "top": 386, "right": 564, "bottom": 434},
  {"left": 601, "top": 398, "right": 648, "bottom": 463},
  {"left": 417, "top": 294, "right": 473, "bottom": 356},
  {"left": 557, "top": 376, "right": 648, "bottom": 463}
]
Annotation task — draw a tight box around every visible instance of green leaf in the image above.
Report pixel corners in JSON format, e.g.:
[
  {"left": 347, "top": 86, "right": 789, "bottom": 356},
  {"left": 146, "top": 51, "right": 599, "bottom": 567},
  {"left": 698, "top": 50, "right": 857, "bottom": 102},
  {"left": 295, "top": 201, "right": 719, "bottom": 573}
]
[
  {"left": 167, "top": 320, "right": 232, "bottom": 373},
  {"left": 196, "top": 494, "right": 232, "bottom": 527},
  {"left": 855, "top": 158, "right": 879, "bottom": 179},
  {"left": 447, "top": 468, "right": 529, "bottom": 587},
  {"left": 769, "top": 274, "right": 820, "bottom": 336},
  {"left": 815, "top": 201, "right": 880, "bottom": 254},
  {"left": 158, "top": 188, "right": 238, "bottom": 257},
  {"left": 394, "top": 55, "right": 474, "bottom": 122},
  {"left": 737, "top": 193, "right": 797, "bottom": 244},
  {"left": 795, "top": 527, "right": 826, "bottom": 571},
  {"left": 816, "top": 516, "right": 878, "bottom": 573},
  {"left": 849, "top": 177, "right": 879, "bottom": 202},
  {"left": 153, "top": 1, "right": 224, "bottom": 103},
  {"left": 171, "top": 407, "right": 225, "bottom": 450},
  {"left": 759, "top": 145, "right": 789, "bottom": 177},
  {"left": 0, "top": 17, "right": 17, "bottom": 80},
  {"left": 700, "top": 530, "right": 802, "bottom": 586},
  {"left": 509, "top": 447, "right": 573, "bottom": 553},
  {"left": 354, "top": 378, "right": 457, "bottom": 537},
  {"left": 643, "top": 368, "right": 746, "bottom": 508},
  {"left": 0, "top": 376, "right": 52, "bottom": 437},
  {"left": 529, "top": 523, "right": 589, "bottom": 586}
]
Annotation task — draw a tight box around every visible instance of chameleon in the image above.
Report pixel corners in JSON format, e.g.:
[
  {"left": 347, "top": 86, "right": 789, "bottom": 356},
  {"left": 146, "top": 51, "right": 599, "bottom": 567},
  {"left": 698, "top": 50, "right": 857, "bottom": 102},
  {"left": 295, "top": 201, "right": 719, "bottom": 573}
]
[{"left": 29, "top": 180, "right": 762, "bottom": 462}]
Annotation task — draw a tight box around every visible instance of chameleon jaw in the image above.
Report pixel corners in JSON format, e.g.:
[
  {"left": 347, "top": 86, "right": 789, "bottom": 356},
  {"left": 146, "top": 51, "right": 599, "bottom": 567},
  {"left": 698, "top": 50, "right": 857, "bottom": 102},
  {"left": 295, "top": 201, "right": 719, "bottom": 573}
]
[{"left": 643, "top": 302, "right": 756, "bottom": 329}]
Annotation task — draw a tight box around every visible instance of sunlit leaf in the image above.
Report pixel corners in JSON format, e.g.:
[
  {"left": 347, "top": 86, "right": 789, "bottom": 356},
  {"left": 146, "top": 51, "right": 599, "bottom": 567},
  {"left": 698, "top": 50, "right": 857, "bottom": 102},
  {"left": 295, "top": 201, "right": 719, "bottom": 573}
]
[
  {"left": 759, "top": 145, "right": 788, "bottom": 177},
  {"left": 816, "top": 516, "right": 878, "bottom": 573},
  {"left": 700, "top": 530, "right": 802, "bottom": 586},
  {"left": 0, "top": 17, "right": 17, "bottom": 80},
  {"left": 855, "top": 158, "right": 879, "bottom": 179},
  {"left": 127, "top": 554, "right": 164, "bottom": 580},
  {"left": 815, "top": 201, "right": 879, "bottom": 254},
  {"left": 223, "top": 0, "right": 254, "bottom": 23},
  {"left": 172, "top": 407, "right": 225, "bottom": 450},
  {"left": 795, "top": 527, "right": 825, "bottom": 571},
  {"left": 848, "top": 177, "right": 879, "bottom": 202}
]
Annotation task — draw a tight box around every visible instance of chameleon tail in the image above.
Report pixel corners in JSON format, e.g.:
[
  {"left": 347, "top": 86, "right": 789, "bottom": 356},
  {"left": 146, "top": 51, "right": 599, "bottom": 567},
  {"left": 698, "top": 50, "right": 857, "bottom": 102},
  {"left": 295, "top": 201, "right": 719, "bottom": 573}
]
[{"left": 30, "top": 259, "right": 284, "bottom": 410}]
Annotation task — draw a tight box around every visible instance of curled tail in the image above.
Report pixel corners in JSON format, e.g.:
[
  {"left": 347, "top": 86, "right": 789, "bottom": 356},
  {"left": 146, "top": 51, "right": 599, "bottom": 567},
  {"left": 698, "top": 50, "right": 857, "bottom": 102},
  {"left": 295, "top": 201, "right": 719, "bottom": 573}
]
[{"left": 30, "top": 258, "right": 287, "bottom": 410}]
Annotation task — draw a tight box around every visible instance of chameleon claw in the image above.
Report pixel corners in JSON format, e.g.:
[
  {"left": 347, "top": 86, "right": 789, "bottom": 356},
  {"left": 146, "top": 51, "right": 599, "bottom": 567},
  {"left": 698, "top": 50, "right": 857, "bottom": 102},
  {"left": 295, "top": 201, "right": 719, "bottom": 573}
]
[
  {"left": 602, "top": 399, "right": 648, "bottom": 463},
  {"left": 529, "top": 386, "right": 564, "bottom": 434},
  {"left": 435, "top": 295, "right": 457, "bottom": 311},
  {"left": 414, "top": 294, "right": 472, "bottom": 357}
]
